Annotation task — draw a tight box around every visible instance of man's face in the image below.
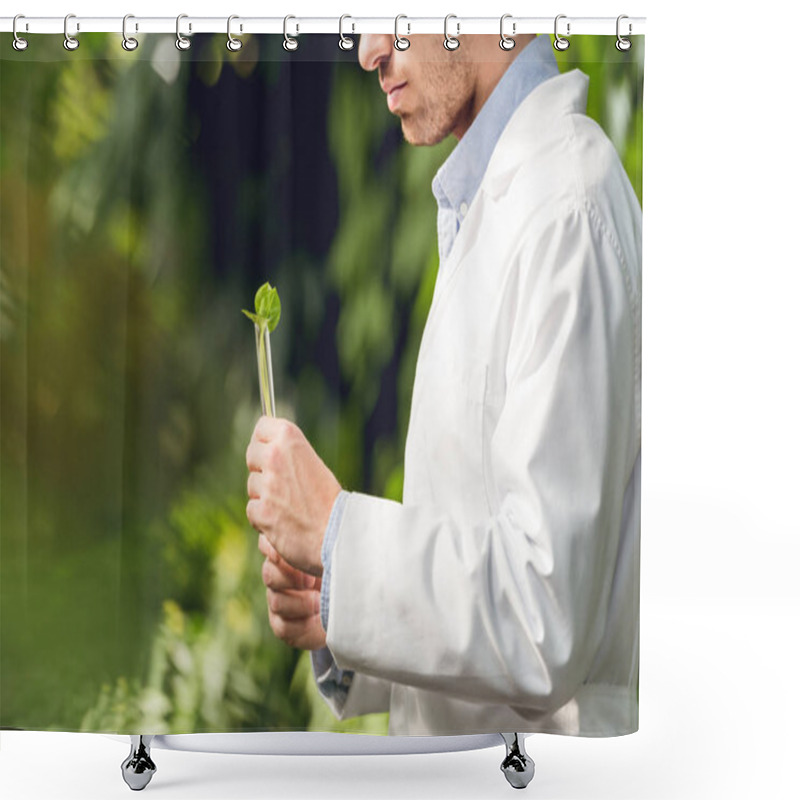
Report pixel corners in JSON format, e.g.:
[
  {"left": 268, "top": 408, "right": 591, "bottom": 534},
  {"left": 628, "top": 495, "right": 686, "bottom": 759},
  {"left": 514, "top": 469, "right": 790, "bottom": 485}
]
[{"left": 358, "top": 35, "right": 478, "bottom": 145}]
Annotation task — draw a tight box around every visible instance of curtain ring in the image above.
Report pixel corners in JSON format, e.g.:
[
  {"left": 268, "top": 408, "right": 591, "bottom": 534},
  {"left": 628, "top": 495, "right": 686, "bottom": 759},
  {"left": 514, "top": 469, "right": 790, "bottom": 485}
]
[
  {"left": 616, "top": 15, "right": 632, "bottom": 51},
  {"left": 339, "top": 14, "right": 355, "bottom": 51},
  {"left": 227, "top": 15, "right": 242, "bottom": 51},
  {"left": 122, "top": 14, "right": 138, "bottom": 51},
  {"left": 176, "top": 13, "right": 191, "bottom": 51},
  {"left": 12, "top": 14, "right": 29, "bottom": 51},
  {"left": 553, "top": 14, "right": 570, "bottom": 51},
  {"left": 443, "top": 14, "right": 460, "bottom": 51},
  {"left": 499, "top": 14, "right": 515, "bottom": 51},
  {"left": 394, "top": 15, "right": 410, "bottom": 51},
  {"left": 63, "top": 13, "right": 79, "bottom": 51},
  {"left": 283, "top": 15, "right": 299, "bottom": 51}
]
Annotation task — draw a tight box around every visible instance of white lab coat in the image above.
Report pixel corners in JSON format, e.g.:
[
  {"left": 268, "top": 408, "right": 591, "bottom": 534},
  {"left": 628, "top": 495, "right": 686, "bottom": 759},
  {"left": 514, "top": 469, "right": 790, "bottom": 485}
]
[{"left": 322, "top": 69, "right": 642, "bottom": 737}]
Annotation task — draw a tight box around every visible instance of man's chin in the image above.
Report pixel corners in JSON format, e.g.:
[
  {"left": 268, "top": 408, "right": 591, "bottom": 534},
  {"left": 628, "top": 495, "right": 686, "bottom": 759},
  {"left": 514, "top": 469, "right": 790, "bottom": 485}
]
[{"left": 400, "top": 119, "right": 446, "bottom": 147}]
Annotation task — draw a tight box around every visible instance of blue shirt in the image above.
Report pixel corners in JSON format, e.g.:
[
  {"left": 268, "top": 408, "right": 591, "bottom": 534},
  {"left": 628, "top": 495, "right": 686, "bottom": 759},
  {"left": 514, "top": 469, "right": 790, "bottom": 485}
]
[{"left": 313, "top": 35, "right": 560, "bottom": 696}]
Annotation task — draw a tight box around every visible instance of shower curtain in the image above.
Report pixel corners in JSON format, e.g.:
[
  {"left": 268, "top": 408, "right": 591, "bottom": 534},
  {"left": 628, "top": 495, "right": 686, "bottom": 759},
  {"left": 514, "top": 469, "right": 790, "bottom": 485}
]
[{"left": 0, "top": 28, "right": 643, "bottom": 739}]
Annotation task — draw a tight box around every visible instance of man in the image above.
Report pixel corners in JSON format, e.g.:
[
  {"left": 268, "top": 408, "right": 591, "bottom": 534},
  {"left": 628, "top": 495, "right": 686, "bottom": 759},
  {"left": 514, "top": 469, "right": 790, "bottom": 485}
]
[{"left": 246, "top": 32, "right": 641, "bottom": 736}]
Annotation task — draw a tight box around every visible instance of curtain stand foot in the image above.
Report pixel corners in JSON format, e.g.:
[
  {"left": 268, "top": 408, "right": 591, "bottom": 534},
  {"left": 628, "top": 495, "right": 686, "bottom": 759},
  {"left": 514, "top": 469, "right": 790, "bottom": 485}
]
[
  {"left": 500, "top": 732, "right": 535, "bottom": 789},
  {"left": 121, "top": 735, "right": 156, "bottom": 791}
]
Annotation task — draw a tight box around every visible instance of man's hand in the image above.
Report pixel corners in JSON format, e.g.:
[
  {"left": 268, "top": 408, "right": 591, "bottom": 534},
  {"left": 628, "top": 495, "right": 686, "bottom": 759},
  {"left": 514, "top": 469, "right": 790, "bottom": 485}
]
[
  {"left": 258, "top": 533, "right": 326, "bottom": 651},
  {"left": 246, "top": 416, "right": 341, "bottom": 576}
]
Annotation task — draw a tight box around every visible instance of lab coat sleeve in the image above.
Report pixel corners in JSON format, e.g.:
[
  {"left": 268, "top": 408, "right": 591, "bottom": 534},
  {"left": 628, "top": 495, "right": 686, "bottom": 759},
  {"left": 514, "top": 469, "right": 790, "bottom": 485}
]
[
  {"left": 325, "top": 201, "right": 639, "bottom": 714},
  {"left": 310, "top": 646, "right": 394, "bottom": 719},
  {"left": 311, "top": 647, "right": 391, "bottom": 719},
  {"left": 312, "top": 495, "right": 394, "bottom": 719}
]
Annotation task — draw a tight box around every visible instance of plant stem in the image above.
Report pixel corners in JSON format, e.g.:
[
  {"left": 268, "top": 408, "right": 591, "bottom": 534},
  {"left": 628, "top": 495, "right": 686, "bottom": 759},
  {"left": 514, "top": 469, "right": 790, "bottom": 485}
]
[{"left": 254, "top": 322, "right": 276, "bottom": 418}]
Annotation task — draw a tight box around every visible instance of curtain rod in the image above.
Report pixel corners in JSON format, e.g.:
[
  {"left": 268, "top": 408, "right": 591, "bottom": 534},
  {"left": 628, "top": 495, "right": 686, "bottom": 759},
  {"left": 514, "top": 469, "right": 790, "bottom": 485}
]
[{"left": 1, "top": 16, "right": 646, "bottom": 37}]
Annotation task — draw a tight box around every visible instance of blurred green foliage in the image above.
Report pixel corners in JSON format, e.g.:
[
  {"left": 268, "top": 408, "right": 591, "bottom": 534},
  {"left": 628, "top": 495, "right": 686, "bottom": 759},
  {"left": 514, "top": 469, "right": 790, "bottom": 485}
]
[{"left": 1, "top": 33, "right": 642, "bottom": 735}]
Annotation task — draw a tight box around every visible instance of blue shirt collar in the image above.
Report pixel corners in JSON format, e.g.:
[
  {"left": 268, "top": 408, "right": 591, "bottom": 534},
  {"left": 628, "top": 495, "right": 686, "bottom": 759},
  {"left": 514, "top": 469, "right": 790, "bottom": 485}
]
[{"left": 432, "top": 35, "right": 560, "bottom": 216}]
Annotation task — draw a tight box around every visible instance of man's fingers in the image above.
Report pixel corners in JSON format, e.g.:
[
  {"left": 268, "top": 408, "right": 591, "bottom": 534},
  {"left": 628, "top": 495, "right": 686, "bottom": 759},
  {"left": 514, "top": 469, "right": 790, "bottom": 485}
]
[
  {"left": 247, "top": 471, "right": 261, "bottom": 499},
  {"left": 261, "top": 553, "right": 317, "bottom": 591},
  {"left": 257, "top": 533, "right": 275, "bottom": 560},
  {"left": 262, "top": 558, "right": 305, "bottom": 591},
  {"left": 245, "top": 439, "right": 266, "bottom": 472},
  {"left": 258, "top": 534, "right": 314, "bottom": 586},
  {"left": 267, "top": 611, "right": 323, "bottom": 651},
  {"left": 267, "top": 587, "right": 320, "bottom": 620},
  {"left": 253, "top": 415, "right": 295, "bottom": 445}
]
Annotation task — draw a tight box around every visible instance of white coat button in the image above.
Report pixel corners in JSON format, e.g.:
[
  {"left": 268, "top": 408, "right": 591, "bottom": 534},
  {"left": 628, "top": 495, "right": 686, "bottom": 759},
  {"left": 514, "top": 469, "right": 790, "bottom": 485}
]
[{"left": 459, "top": 201, "right": 469, "bottom": 217}]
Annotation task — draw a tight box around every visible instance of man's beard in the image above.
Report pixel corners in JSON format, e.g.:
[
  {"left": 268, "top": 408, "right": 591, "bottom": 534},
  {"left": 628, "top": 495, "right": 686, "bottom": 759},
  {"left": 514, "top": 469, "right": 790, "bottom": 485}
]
[{"left": 400, "top": 61, "right": 474, "bottom": 146}]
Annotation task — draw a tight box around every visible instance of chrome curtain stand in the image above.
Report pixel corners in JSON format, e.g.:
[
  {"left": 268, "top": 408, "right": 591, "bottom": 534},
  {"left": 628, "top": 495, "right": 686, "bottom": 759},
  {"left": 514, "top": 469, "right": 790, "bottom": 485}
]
[{"left": 1, "top": 15, "right": 646, "bottom": 39}]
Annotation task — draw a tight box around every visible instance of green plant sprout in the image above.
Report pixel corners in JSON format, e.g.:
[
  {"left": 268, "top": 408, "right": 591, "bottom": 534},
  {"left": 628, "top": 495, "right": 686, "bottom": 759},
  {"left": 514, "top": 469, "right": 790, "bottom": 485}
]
[{"left": 243, "top": 282, "right": 281, "bottom": 417}]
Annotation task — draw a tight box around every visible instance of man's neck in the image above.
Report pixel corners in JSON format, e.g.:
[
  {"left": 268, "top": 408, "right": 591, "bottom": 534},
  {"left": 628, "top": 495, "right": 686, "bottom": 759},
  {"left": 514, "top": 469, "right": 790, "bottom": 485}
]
[{"left": 454, "top": 34, "right": 537, "bottom": 141}]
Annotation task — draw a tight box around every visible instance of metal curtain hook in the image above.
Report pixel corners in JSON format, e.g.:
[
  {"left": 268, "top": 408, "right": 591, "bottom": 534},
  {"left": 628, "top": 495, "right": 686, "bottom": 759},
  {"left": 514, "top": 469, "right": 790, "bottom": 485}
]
[
  {"left": 122, "top": 14, "right": 139, "bottom": 51},
  {"left": 176, "top": 13, "right": 191, "bottom": 51},
  {"left": 553, "top": 14, "right": 570, "bottom": 51},
  {"left": 616, "top": 14, "right": 632, "bottom": 51},
  {"left": 339, "top": 14, "right": 355, "bottom": 51},
  {"left": 227, "top": 15, "right": 242, "bottom": 51},
  {"left": 499, "top": 14, "right": 515, "bottom": 50},
  {"left": 12, "top": 14, "right": 29, "bottom": 51},
  {"left": 64, "top": 13, "right": 79, "bottom": 51},
  {"left": 283, "top": 15, "right": 299, "bottom": 51},
  {"left": 394, "top": 15, "right": 410, "bottom": 51},
  {"left": 443, "top": 13, "right": 460, "bottom": 51}
]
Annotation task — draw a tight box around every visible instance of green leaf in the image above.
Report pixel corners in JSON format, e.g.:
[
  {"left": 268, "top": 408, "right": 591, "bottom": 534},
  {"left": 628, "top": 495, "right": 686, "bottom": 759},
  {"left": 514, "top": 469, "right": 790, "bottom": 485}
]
[
  {"left": 243, "top": 282, "right": 281, "bottom": 333},
  {"left": 254, "top": 282, "right": 281, "bottom": 333}
]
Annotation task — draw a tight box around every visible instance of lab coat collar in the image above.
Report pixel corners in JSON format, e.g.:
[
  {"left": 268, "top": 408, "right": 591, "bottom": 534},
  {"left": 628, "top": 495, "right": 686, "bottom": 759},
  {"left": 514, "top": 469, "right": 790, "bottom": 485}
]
[
  {"left": 431, "top": 69, "right": 589, "bottom": 282},
  {"left": 424, "top": 69, "right": 591, "bottom": 340},
  {"left": 482, "top": 69, "right": 590, "bottom": 201},
  {"left": 431, "top": 35, "right": 559, "bottom": 219}
]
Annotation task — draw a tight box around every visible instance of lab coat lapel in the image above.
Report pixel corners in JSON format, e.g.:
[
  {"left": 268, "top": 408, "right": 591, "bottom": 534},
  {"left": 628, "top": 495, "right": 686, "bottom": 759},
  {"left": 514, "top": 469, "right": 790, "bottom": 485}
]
[
  {"left": 418, "top": 70, "right": 589, "bottom": 368},
  {"left": 482, "top": 69, "right": 589, "bottom": 200},
  {"left": 410, "top": 68, "right": 592, "bottom": 454}
]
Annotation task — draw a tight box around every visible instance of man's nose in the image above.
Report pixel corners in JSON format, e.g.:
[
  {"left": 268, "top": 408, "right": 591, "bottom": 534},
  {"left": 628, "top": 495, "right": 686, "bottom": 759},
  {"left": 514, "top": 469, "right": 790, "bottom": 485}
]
[{"left": 358, "top": 34, "right": 394, "bottom": 71}]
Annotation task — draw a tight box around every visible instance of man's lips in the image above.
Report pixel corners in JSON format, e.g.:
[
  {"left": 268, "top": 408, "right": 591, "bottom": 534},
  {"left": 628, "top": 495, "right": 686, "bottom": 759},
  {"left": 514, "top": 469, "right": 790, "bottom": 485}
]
[{"left": 384, "top": 82, "right": 407, "bottom": 112}]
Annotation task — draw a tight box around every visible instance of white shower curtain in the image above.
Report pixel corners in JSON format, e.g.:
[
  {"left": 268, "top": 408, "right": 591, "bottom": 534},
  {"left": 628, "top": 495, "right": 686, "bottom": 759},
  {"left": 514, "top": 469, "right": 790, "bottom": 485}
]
[{"left": 1, "top": 20, "right": 643, "bottom": 741}]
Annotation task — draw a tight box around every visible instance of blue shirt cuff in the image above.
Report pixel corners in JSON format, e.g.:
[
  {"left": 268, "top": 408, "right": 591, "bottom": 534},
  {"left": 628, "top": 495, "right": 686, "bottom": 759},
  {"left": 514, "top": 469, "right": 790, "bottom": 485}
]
[
  {"left": 320, "top": 489, "right": 349, "bottom": 632},
  {"left": 311, "top": 647, "right": 354, "bottom": 705}
]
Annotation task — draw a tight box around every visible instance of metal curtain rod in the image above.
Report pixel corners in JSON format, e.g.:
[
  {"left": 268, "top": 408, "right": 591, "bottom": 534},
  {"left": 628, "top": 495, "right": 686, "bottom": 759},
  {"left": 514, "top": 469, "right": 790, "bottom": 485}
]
[{"left": 0, "top": 15, "right": 646, "bottom": 36}]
